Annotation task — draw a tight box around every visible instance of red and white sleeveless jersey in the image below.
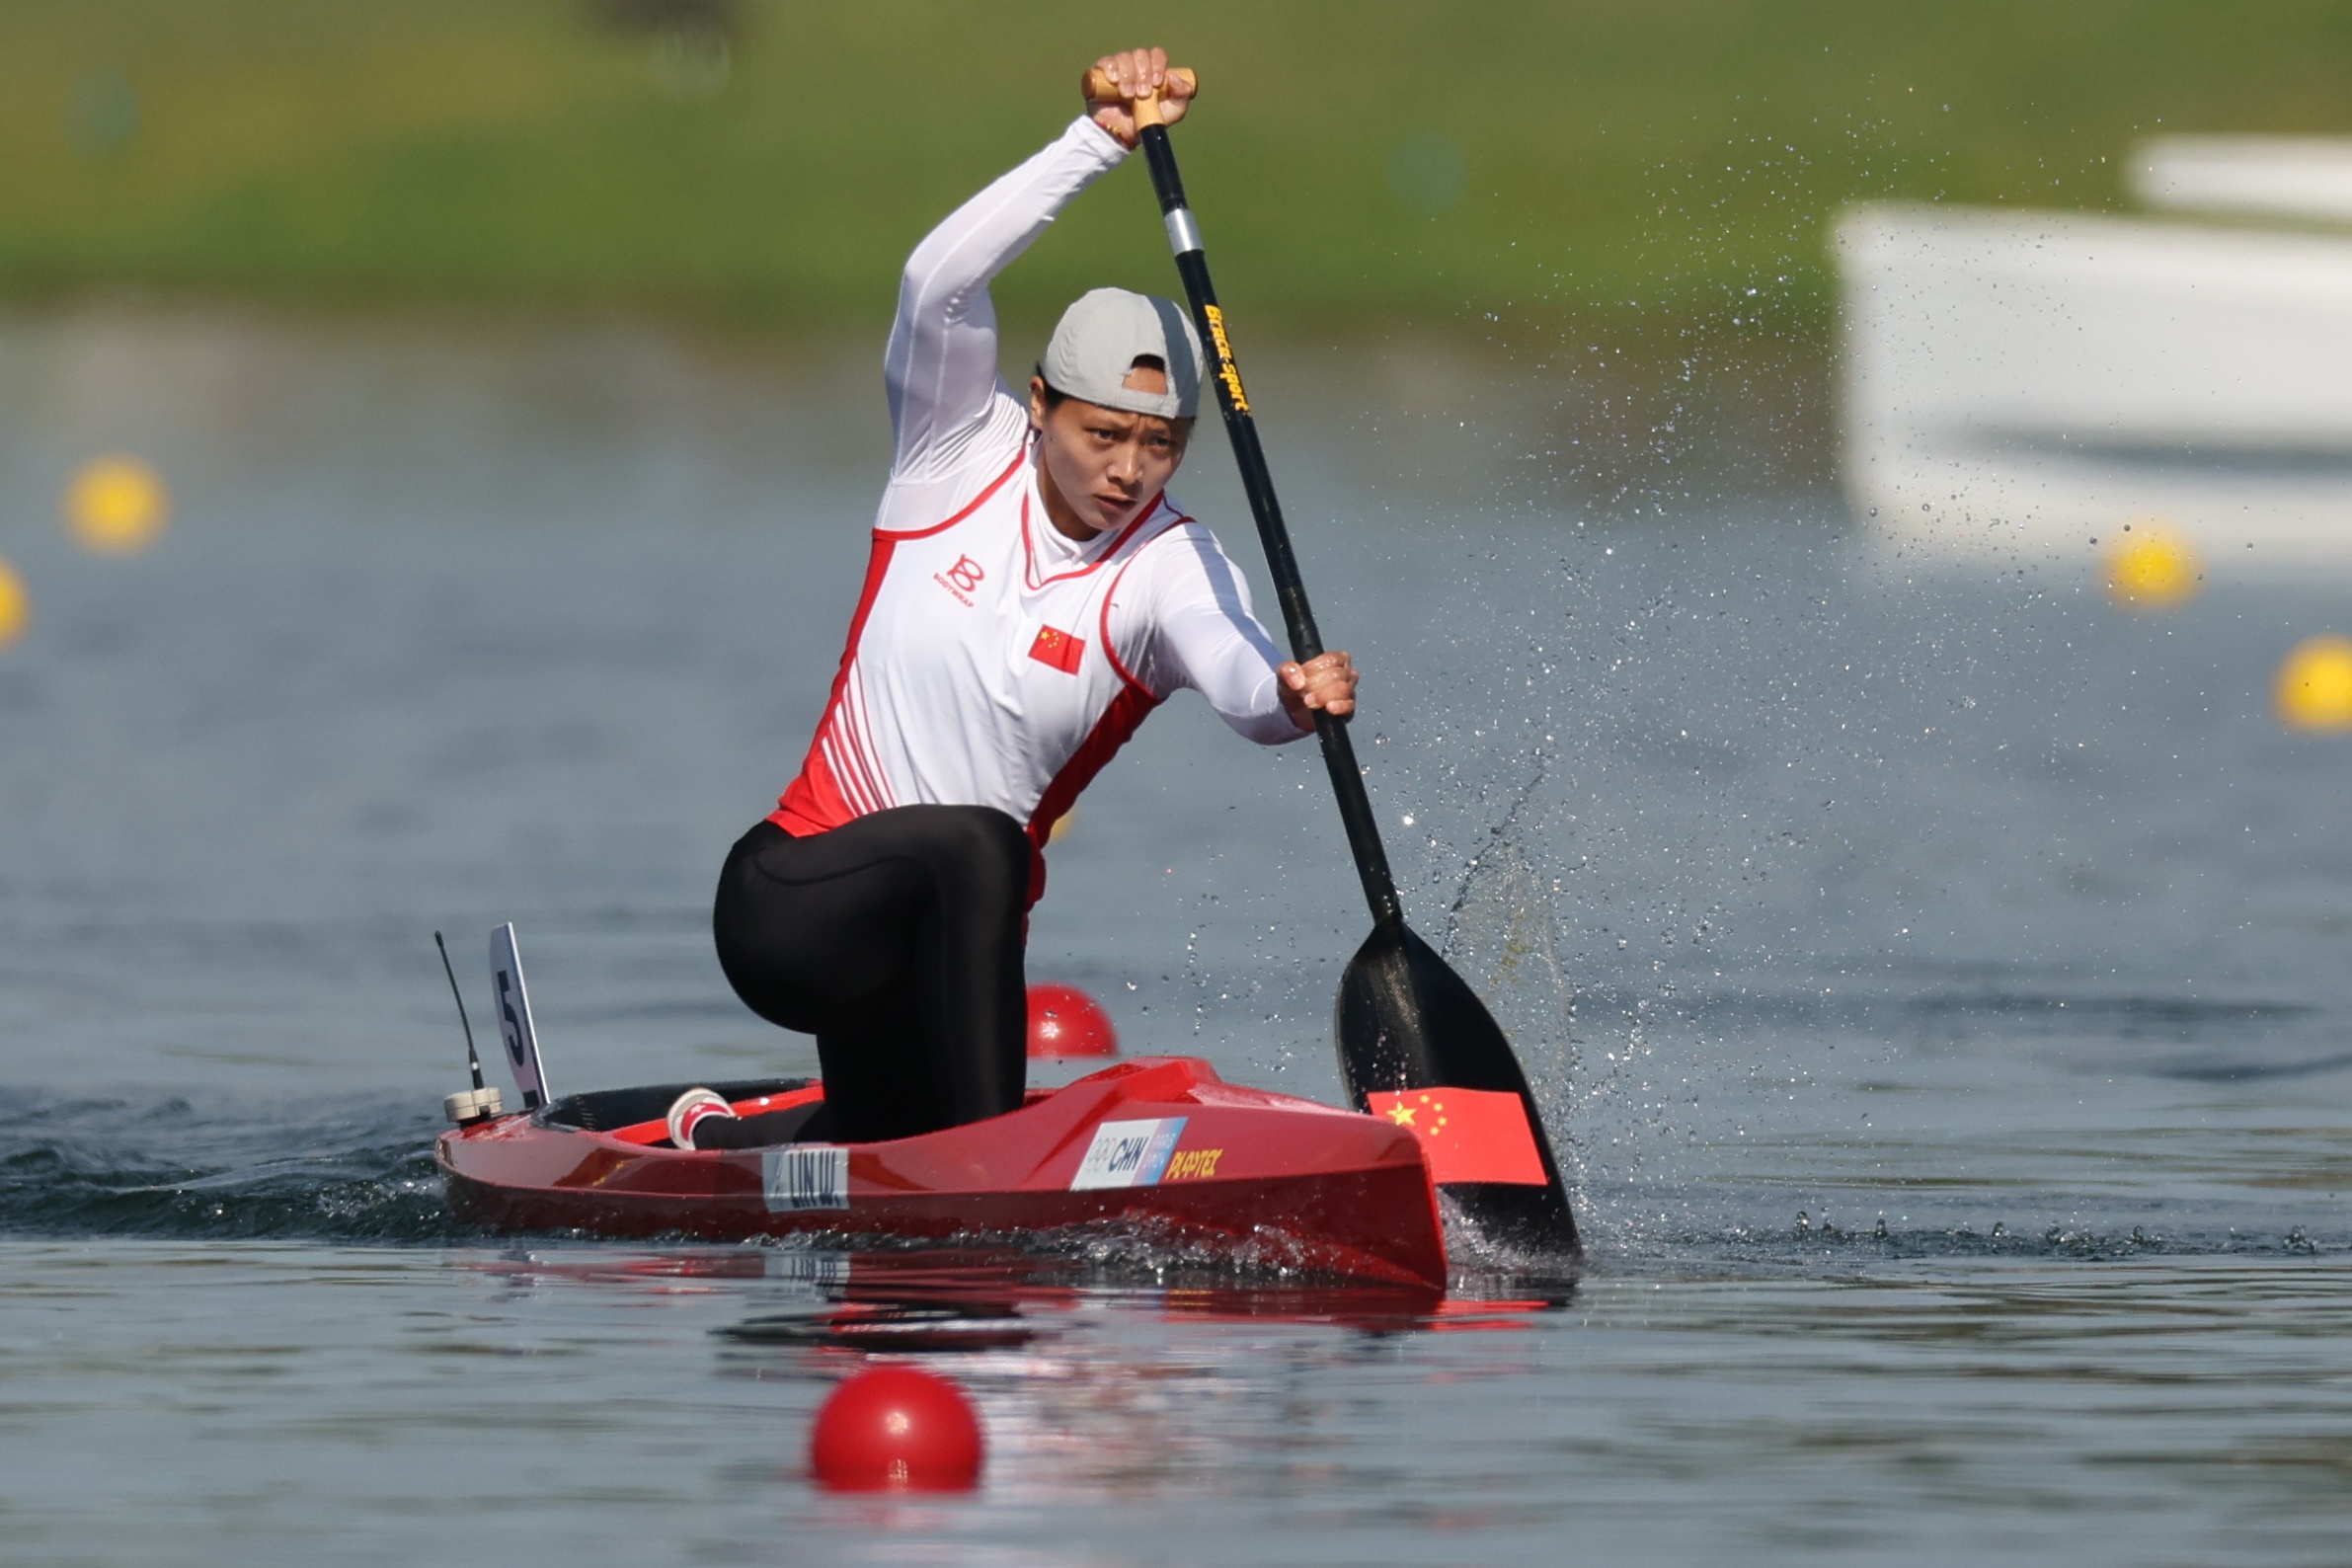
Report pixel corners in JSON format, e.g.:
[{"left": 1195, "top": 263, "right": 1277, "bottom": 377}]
[
  {"left": 773, "top": 448, "right": 1203, "bottom": 862},
  {"left": 767, "top": 116, "right": 1302, "bottom": 901}
]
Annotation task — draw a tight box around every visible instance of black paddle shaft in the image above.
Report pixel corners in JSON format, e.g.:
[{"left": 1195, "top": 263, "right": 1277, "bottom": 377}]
[
  {"left": 1133, "top": 114, "right": 1580, "bottom": 1257},
  {"left": 1137, "top": 125, "right": 1403, "bottom": 936}
]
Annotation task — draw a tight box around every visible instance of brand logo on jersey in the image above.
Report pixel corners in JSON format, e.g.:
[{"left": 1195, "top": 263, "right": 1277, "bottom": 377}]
[
  {"left": 933, "top": 554, "right": 985, "bottom": 605},
  {"left": 1028, "top": 625, "right": 1085, "bottom": 674}
]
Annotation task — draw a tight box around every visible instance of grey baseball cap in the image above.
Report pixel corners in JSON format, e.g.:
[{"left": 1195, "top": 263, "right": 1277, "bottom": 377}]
[{"left": 1039, "top": 287, "right": 1207, "bottom": 419}]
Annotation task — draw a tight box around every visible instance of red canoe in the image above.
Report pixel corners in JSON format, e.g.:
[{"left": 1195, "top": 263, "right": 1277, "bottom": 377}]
[{"left": 437, "top": 1056, "right": 1450, "bottom": 1288}]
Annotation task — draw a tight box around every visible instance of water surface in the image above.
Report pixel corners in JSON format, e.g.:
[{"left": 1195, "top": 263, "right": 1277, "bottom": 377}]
[{"left": 2, "top": 302, "right": 2348, "bottom": 1565}]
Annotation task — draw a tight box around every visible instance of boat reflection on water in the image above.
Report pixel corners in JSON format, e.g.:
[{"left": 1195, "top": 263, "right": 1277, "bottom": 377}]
[{"left": 464, "top": 1243, "right": 1572, "bottom": 1353}]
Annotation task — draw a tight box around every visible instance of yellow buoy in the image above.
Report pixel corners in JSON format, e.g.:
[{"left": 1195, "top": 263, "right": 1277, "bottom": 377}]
[
  {"left": 2274, "top": 636, "right": 2352, "bottom": 732},
  {"left": 63, "top": 454, "right": 170, "bottom": 554},
  {"left": 2104, "top": 523, "right": 2199, "bottom": 609},
  {"left": 1049, "top": 809, "right": 1075, "bottom": 843},
  {"left": 0, "top": 555, "right": 27, "bottom": 645}
]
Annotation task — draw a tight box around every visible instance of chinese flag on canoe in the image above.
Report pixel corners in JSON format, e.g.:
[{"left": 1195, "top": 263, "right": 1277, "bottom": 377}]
[{"left": 1365, "top": 1087, "right": 1546, "bottom": 1186}]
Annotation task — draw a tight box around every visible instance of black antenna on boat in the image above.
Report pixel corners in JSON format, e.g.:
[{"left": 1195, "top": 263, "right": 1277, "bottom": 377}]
[
  {"left": 436, "top": 932, "right": 504, "bottom": 1124},
  {"left": 435, "top": 930, "right": 486, "bottom": 1090}
]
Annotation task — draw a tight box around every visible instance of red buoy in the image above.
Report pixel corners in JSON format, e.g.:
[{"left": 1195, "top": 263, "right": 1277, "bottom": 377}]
[
  {"left": 1025, "top": 983, "right": 1119, "bottom": 1059},
  {"left": 809, "top": 1367, "right": 984, "bottom": 1492}
]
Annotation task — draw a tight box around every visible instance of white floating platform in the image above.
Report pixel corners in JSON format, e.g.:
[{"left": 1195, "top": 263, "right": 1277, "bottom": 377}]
[
  {"left": 1836, "top": 203, "right": 2352, "bottom": 571},
  {"left": 2131, "top": 135, "right": 2352, "bottom": 225}
]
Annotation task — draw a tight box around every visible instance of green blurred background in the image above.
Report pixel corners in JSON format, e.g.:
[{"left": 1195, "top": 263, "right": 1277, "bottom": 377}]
[{"left": 5, "top": 0, "right": 2349, "bottom": 343}]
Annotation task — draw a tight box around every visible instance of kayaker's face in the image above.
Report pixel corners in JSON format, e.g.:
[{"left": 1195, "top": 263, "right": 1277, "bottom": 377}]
[{"left": 1029, "top": 366, "right": 1192, "bottom": 539}]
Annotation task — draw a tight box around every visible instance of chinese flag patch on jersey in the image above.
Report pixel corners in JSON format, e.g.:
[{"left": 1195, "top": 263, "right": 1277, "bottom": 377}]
[
  {"left": 1028, "top": 625, "right": 1085, "bottom": 673},
  {"left": 1366, "top": 1087, "right": 1547, "bottom": 1186}
]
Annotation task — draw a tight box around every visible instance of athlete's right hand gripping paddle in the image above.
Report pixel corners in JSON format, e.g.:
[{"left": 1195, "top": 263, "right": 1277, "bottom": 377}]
[{"left": 1087, "top": 64, "right": 1579, "bottom": 1258}]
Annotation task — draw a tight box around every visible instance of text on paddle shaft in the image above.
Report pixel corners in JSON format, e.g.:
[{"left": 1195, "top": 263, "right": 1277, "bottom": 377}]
[{"left": 1202, "top": 305, "right": 1249, "bottom": 414}]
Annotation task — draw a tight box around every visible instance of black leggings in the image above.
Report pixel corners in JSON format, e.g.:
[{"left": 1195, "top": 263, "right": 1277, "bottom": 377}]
[{"left": 711, "top": 807, "right": 1029, "bottom": 1143}]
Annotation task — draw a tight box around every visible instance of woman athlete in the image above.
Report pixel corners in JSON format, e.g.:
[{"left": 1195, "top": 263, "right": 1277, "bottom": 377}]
[{"left": 670, "top": 47, "right": 1360, "bottom": 1150}]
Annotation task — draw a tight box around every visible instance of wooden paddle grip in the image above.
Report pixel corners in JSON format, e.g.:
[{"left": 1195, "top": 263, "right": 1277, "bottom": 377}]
[{"left": 1081, "top": 65, "right": 1197, "bottom": 129}]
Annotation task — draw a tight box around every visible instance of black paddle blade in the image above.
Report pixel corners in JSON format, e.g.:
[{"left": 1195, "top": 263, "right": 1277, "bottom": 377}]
[{"left": 1337, "top": 921, "right": 1580, "bottom": 1258}]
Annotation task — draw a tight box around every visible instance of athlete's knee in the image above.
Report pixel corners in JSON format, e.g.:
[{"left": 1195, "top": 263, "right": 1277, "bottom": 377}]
[
  {"left": 956, "top": 806, "right": 1031, "bottom": 885},
  {"left": 918, "top": 805, "right": 1029, "bottom": 899}
]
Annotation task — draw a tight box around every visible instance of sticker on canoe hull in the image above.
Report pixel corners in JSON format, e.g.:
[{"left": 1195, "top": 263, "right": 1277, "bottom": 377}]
[
  {"left": 762, "top": 1145, "right": 850, "bottom": 1212},
  {"left": 1069, "top": 1117, "right": 1187, "bottom": 1190},
  {"left": 1164, "top": 1147, "right": 1223, "bottom": 1181}
]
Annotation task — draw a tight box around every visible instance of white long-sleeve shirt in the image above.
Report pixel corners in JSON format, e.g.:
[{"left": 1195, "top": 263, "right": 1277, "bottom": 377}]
[{"left": 771, "top": 117, "right": 1302, "bottom": 897}]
